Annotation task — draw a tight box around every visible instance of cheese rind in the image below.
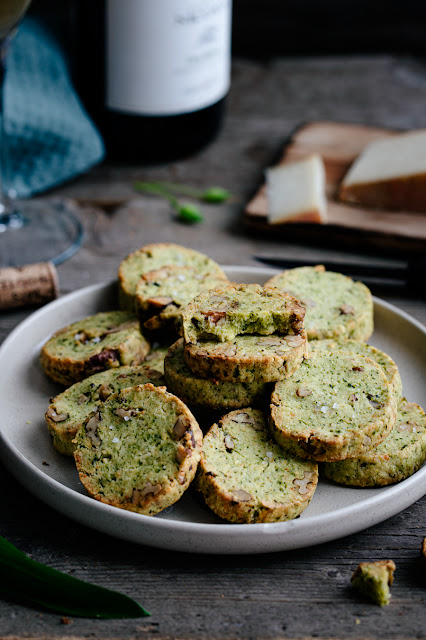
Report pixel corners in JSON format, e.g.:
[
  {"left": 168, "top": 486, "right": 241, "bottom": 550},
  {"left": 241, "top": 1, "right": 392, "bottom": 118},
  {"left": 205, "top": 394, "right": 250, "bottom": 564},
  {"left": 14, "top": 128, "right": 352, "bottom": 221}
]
[
  {"left": 266, "top": 154, "right": 327, "bottom": 225},
  {"left": 339, "top": 129, "right": 426, "bottom": 212}
]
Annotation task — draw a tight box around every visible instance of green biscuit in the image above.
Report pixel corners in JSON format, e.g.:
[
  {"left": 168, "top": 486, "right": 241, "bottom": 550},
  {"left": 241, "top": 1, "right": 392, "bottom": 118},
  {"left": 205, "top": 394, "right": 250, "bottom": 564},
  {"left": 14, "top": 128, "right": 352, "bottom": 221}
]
[
  {"left": 164, "top": 339, "right": 270, "bottom": 410},
  {"left": 266, "top": 265, "right": 373, "bottom": 341},
  {"left": 45, "top": 365, "right": 165, "bottom": 456},
  {"left": 40, "top": 310, "right": 150, "bottom": 386},
  {"left": 196, "top": 408, "right": 318, "bottom": 523},
  {"left": 270, "top": 349, "right": 397, "bottom": 462},
  {"left": 182, "top": 283, "right": 305, "bottom": 343},
  {"left": 184, "top": 331, "right": 307, "bottom": 383},
  {"left": 322, "top": 399, "right": 426, "bottom": 486},
  {"left": 118, "top": 242, "right": 226, "bottom": 311},
  {"left": 310, "top": 338, "right": 402, "bottom": 400},
  {"left": 74, "top": 383, "right": 203, "bottom": 516},
  {"left": 351, "top": 560, "right": 396, "bottom": 606},
  {"left": 136, "top": 264, "right": 228, "bottom": 334}
]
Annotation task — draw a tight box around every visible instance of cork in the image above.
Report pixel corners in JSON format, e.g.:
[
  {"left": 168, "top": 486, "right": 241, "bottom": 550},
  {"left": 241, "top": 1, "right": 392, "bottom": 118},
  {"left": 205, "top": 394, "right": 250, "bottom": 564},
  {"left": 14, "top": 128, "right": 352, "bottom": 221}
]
[{"left": 0, "top": 262, "right": 59, "bottom": 310}]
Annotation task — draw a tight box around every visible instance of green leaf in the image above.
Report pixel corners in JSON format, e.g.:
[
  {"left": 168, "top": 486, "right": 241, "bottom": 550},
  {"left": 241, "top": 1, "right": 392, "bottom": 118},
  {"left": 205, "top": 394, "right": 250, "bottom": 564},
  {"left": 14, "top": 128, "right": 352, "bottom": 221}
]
[
  {"left": 176, "top": 202, "right": 204, "bottom": 224},
  {"left": 0, "top": 535, "right": 149, "bottom": 618}
]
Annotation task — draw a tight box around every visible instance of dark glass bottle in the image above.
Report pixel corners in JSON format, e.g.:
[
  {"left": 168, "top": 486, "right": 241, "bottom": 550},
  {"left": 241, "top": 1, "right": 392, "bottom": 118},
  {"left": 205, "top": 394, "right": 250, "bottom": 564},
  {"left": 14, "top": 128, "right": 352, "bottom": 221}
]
[{"left": 72, "top": 0, "right": 232, "bottom": 163}]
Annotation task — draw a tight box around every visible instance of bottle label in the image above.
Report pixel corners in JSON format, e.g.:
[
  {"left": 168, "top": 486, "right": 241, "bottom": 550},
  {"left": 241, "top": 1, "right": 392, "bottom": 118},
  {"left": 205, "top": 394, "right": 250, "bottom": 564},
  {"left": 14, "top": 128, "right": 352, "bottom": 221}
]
[{"left": 106, "top": 0, "right": 232, "bottom": 116}]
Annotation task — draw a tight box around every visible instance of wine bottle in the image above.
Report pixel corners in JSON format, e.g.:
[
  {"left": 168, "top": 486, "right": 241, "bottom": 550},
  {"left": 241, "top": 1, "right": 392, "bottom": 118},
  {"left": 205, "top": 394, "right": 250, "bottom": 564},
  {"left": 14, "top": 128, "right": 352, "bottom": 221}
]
[{"left": 73, "top": 0, "right": 233, "bottom": 163}]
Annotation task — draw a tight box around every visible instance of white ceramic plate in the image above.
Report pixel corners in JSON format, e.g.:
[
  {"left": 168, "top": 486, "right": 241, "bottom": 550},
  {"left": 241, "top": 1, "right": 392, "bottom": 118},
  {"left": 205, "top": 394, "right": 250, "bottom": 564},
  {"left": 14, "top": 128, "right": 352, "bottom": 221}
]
[{"left": 1, "top": 266, "right": 426, "bottom": 555}]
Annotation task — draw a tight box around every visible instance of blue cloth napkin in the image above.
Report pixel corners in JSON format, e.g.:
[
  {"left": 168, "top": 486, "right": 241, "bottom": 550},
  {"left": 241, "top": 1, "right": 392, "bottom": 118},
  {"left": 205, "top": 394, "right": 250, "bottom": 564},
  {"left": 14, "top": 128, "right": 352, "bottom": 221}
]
[{"left": 4, "top": 17, "right": 105, "bottom": 198}]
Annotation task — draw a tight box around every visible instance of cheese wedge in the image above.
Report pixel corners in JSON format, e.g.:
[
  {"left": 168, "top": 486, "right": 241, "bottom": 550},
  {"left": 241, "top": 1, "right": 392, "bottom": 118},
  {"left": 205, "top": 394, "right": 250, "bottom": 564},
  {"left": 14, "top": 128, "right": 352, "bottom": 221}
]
[
  {"left": 339, "top": 129, "right": 426, "bottom": 212},
  {"left": 265, "top": 154, "right": 327, "bottom": 225}
]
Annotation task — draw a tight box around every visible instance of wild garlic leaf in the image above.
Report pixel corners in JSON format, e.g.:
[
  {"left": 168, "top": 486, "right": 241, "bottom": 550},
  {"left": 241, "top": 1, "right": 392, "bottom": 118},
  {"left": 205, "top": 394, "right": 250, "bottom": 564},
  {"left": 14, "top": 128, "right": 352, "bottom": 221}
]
[{"left": 0, "top": 535, "right": 149, "bottom": 618}]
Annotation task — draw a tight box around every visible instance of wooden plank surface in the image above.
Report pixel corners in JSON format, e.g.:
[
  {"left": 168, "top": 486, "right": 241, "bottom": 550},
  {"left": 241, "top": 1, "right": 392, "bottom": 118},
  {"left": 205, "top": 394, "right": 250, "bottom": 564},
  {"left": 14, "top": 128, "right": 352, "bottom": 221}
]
[
  {"left": 1, "top": 55, "right": 426, "bottom": 640},
  {"left": 245, "top": 121, "right": 426, "bottom": 248}
]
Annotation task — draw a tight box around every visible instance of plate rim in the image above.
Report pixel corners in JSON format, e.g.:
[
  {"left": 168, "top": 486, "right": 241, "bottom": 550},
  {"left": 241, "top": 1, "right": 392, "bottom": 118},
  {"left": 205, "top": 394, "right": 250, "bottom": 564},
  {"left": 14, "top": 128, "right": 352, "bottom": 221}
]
[{"left": 1, "top": 265, "right": 426, "bottom": 554}]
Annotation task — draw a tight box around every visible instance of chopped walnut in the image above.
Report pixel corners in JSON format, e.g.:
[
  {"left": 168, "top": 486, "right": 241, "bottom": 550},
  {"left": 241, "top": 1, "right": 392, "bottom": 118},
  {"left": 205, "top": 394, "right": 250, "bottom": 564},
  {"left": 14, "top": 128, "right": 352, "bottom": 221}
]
[
  {"left": 46, "top": 406, "right": 69, "bottom": 422},
  {"left": 284, "top": 334, "right": 305, "bottom": 347},
  {"left": 114, "top": 407, "right": 137, "bottom": 419},
  {"left": 98, "top": 383, "right": 113, "bottom": 401},
  {"left": 224, "top": 435, "right": 235, "bottom": 451},
  {"left": 340, "top": 304, "right": 355, "bottom": 315},
  {"left": 218, "top": 346, "right": 237, "bottom": 357},
  {"left": 86, "top": 412, "right": 101, "bottom": 445},
  {"left": 231, "top": 412, "right": 257, "bottom": 425},
  {"left": 232, "top": 489, "right": 252, "bottom": 502},
  {"left": 139, "top": 481, "right": 163, "bottom": 498},
  {"left": 366, "top": 394, "right": 383, "bottom": 409},
  {"left": 296, "top": 386, "right": 312, "bottom": 398},
  {"left": 202, "top": 310, "right": 227, "bottom": 325},
  {"left": 77, "top": 393, "right": 89, "bottom": 405},
  {"left": 293, "top": 471, "right": 316, "bottom": 495},
  {"left": 177, "top": 472, "right": 186, "bottom": 485},
  {"left": 173, "top": 415, "right": 191, "bottom": 439}
]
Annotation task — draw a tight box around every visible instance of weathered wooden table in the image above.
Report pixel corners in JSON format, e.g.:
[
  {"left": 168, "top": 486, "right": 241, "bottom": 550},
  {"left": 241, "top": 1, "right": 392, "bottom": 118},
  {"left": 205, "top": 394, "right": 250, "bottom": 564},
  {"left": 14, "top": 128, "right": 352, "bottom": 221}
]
[{"left": 1, "top": 56, "right": 426, "bottom": 639}]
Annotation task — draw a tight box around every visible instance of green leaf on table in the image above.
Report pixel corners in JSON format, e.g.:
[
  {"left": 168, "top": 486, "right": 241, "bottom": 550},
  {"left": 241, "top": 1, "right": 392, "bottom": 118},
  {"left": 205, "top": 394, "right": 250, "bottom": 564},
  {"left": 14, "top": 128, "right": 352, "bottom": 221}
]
[{"left": 0, "top": 535, "right": 149, "bottom": 618}]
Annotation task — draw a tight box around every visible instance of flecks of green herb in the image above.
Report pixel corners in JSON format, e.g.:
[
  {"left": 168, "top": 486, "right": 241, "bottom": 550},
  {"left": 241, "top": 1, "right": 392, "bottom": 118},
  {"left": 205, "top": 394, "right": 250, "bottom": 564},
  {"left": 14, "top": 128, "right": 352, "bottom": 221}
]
[
  {"left": 0, "top": 535, "right": 149, "bottom": 618},
  {"left": 134, "top": 180, "right": 231, "bottom": 204}
]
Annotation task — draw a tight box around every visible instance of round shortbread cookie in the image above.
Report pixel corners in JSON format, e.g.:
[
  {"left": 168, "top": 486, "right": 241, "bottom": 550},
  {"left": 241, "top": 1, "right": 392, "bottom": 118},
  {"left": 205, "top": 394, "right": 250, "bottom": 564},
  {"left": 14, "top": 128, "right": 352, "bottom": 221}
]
[
  {"left": 265, "top": 265, "right": 373, "bottom": 341},
  {"left": 270, "top": 350, "right": 397, "bottom": 462},
  {"left": 74, "top": 383, "right": 203, "bottom": 516},
  {"left": 322, "top": 399, "right": 426, "bottom": 486},
  {"left": 40, "top": 311, "right": 150, "bottom": 386},
  {"left": 164, "top": 339, "right": 271, "bottom": 410},
  {"left": 196, "top": 408, "right": 318, "bottom": 523},
  {"left": 182, "top": 283, "right": 305, "bottom": 344},
  {"left": 136, "top": 265, "right": 228, "bottom": 334},
  {"left": 310, "top": 339, "right": 402, "bottom": 400},
  {"left": 118, "top": 242, "right": 227, "bottom": 311},
  {"left": 46, "top": 365, "right": 164, "bottom": 456},
  {"left": 183, "top": 331, "right": 308, "bottom": 383}
]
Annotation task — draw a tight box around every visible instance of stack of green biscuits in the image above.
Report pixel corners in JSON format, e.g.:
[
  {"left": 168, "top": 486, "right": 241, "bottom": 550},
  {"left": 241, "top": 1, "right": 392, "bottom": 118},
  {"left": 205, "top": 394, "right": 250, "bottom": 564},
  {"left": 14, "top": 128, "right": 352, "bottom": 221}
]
[
  {"left": 164, "top": 282, "right": 309, "bottom": 411},
  {"left": 117, "top": 241, "right": 231, "bottom": 375},
  {"left": 265, "top": 266, "right": 426, "bottom": 487}
]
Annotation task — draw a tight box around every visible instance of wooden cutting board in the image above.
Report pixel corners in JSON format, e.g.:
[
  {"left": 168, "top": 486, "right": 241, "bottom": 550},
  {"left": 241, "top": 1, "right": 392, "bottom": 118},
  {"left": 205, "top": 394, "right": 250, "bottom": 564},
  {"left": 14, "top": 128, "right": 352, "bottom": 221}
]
[{"left": 244, "top": 121, "right": 426, "bottom": 253}]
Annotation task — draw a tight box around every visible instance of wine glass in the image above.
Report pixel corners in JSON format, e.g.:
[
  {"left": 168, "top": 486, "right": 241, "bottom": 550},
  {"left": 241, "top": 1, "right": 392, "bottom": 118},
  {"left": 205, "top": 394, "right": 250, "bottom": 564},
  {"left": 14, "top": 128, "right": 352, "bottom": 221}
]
[{"left": 0, "top": 1, "right": 83, "bottom": 267}]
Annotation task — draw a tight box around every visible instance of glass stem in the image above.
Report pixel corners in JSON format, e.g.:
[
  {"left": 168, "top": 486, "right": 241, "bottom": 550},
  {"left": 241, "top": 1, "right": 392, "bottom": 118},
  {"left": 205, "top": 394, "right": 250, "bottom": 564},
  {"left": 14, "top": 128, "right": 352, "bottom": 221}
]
[{"left": 0, "top": 36, "right": 23, "bottom": 230}]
